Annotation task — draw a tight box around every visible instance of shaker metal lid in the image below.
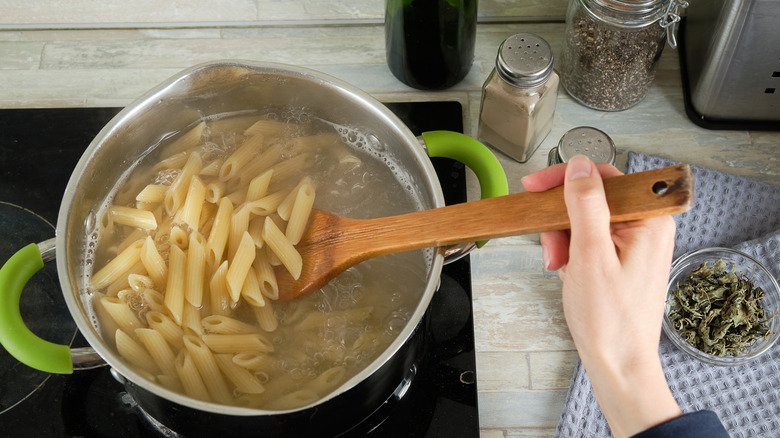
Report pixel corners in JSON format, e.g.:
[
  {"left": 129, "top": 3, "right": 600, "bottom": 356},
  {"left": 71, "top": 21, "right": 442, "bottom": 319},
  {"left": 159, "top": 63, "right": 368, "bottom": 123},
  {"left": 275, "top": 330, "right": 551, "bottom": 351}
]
[
  {"left": 556, "top": 126, "right": 616, "bottom": 165},
  {"left": 495, "top": 33, "right": 554, "bottom": 88}
]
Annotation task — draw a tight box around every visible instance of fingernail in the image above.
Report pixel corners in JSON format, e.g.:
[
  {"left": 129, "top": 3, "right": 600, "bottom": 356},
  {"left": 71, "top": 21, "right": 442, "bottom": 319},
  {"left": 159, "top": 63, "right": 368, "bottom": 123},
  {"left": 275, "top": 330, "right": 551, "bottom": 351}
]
[
  {"left": 542, "top": 245, "right": 550, "bottom": 270},
  {"left": 567, "top": 155, "right": 592, "bottom": 180}
]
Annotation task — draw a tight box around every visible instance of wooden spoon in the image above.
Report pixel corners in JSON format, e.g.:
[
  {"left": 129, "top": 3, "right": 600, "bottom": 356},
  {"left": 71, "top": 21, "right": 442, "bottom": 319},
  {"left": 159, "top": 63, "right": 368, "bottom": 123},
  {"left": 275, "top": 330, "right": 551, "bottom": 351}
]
[{"left": 275, "top": 164, "right": 693, "bottom": 301}]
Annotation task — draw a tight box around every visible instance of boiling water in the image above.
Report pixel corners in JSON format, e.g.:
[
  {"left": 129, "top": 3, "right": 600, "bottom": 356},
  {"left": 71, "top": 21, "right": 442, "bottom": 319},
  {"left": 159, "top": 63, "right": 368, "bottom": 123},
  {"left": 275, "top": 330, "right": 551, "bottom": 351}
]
[{"left": 85, "top": 109, "right": 434, "bottom": 410}]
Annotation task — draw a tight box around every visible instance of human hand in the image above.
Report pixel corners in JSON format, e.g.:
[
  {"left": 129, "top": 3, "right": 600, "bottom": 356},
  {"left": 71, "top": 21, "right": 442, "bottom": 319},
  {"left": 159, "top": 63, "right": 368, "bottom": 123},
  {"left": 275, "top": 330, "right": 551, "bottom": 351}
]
[{"left": 521, "top": 155, "right": 681, "bottom": 437}]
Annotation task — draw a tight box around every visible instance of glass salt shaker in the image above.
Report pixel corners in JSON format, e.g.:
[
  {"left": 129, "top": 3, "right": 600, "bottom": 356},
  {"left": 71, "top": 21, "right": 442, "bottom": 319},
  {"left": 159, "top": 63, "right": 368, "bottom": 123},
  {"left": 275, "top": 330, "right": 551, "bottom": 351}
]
[
  {"left": 547, "top": 126, "right": 616, "bottom": 166},
  {"left": 560, "top": 0, "right": 688, "bottom": 111},
  {"left": 478, "top": 33, "right": 559, "bottom": 163}
]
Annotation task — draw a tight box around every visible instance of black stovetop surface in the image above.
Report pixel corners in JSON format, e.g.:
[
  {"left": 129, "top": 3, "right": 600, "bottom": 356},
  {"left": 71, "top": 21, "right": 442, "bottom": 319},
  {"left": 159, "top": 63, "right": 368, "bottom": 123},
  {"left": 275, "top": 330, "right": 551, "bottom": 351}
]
[{"left": 0, "top": 101, "right": 479, "bottom": 437}]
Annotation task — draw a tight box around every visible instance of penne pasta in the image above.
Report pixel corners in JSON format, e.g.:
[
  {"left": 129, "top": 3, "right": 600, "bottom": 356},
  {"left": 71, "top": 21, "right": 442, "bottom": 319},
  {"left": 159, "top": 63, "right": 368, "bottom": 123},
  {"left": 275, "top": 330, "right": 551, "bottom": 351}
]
[
  {"left": 175, "top": 350, "right": 211, "bottom": 402},
  {"left": 246, "top": 169, "right": 274, "bottom": 202},
  {"left": 164, "top": 245, "right": 186, "bottom": 325},
  {"left": 265, "top": 390, "right": 319, "bottom": 411},
  {"left": 247, "top": 217, "right": 265, "bottom": 249},
  {"left": 208, "top": 114, "right": 260, "bottom": 135},
  {"left": 156, "top": 374, "right": 184, "bottom": 394},
  {"left": 135, "top": 328, "right": 177, "bottom": 376},
  {"left": 233, "top": 143, "right": 282, "bottom": 188},
  {"left": 285, "top": 178, "right": 315, "bottom": 245},
  {"left": 91, "top": 240, "right": 144, "bottom": 290},
  {"left": 269, "top": 153, "right": 313, "bottom": 184},
  {"left": 226, "top": 232, "right": 256, "bottom": 302},
  {"left": 252, "top": 299, "right": 278, "bottom": 333},
  {"left": 304, "top": 366, "right": 346, "bottom": 396},
  {"left": 214, "top": 354, "right": 265, "bottom": 394},
  {"left": 146, "top": 311, "right": 185, "bottom": 350},
  {"left": 93, "top": 293, "right": 120, "bottom": 341},
  {"left": 115, "top": 229, "right": 147, "bottom": 254},
  {"left": 241, "top": 266, "right": 265, "bottom": 307},
  {"left": 153, "top": 151, "right": 189, "bottom": 172},
  {"left": 185, "top": 231, "right": 206, "bottom": 307},
  {"left": 106, "top": 261, "right": 145, "bottom": 297},
  {"left": 262, "top": 218, "right": 301, "bottom": 280},
  {"left": 202, "top": 333, "right": 274, "bottom": 354},
  {"left": 219, "top": 134, "right": 264, "bottom": 182},
  {"left": 244, "top": 190, "right": 286, "bottom": 217},
  {"left": 244, "top": 119, "right": 291, "bottom": 138},
  {"left": 140, "top": 236, "right": 167, "bottom": 289},
  {"left": 202, "top": 315, "right": 259, "bottom": 335},
  {"left": 294, "top": 307, "right": 373, "bottom": 332},
  {"left": 142, "top": 288, "right": 165, "bottom": 313},
  {"left": 165, "top": 151, "right": 203, "bottom": 216},
  {"left": 206, "top": 198, "right": 233, "bottom": 268},
  {"left": 183, "top": 334, "right": 233, "bottom": 404},
  {"left": 205, "top": 180, "right": 225, "bottom": 203},
  {"left": 127, "top": 273, "right": 154, "bottom": 292},
  {"left": 178, "top": 175, "right": 206, "bottom": 231},
  {"left": 200, "top": 159, "right": 223, "bottom": 178},
  {"left": 289, "top": 132, "right": 341, "bottom": 153},
  {"left": 182, "top": 302, "right": 203, "bottom": 336},
  {"left": 169, "top": 226, "right": 189, "bottom": 250},
  {"left": 136, "top": 184, "right": 168, "bottom": 204},
  {"left": 253, "top": 255, "right": 278, "bottom": 300},
  {"left": 89, "top": 110, "right": 418, "bottom": 411},
  {"left": 100, "top": 296, "right": 144, "bottom": 334},
  {"left": 232, "top": 351, "right": 274, "bottom": 370},
  {"left": 165, "top": 121, "right": 205, "bottom": 156},
  {"left": 209, "top": 261, "right": 232, "bottom": 316},
  {"left": 115, "top": 329, "right": 159, "bottom": 375},
  {"left": 228, "top": 206, "right": 250, "bottom": 262}
]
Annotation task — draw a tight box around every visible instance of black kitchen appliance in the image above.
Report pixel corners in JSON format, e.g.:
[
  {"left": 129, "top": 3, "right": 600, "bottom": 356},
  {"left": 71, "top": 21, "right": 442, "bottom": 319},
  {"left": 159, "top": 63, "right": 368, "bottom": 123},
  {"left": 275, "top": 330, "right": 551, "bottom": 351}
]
[{"left": 0, "top": 101, "right": 479, "bottom": 437}]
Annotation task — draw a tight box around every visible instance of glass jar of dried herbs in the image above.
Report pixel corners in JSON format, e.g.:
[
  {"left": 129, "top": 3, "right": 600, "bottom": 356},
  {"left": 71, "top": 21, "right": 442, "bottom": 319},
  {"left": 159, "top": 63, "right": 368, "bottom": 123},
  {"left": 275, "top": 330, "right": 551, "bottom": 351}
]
[
  {"left": 667, "top": 258, "right": 774, "bottom": 358},
  {"left": 560, "top": 0, "right": 685, "bottom": 111}
]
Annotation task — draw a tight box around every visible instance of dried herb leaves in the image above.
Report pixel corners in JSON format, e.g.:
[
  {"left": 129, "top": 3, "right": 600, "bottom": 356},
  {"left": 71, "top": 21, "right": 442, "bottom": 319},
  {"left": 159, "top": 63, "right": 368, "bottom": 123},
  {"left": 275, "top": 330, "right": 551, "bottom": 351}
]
[{"left": 668, "top": 259, "right": 774, "bottom": 357}]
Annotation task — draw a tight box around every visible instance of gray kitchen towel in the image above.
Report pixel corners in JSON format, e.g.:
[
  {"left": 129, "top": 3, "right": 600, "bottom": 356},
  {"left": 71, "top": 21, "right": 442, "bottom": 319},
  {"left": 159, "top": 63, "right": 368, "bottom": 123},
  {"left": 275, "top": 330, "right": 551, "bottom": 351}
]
[{"left": 554, "top": 151, "right": 780, "bottom": 438}]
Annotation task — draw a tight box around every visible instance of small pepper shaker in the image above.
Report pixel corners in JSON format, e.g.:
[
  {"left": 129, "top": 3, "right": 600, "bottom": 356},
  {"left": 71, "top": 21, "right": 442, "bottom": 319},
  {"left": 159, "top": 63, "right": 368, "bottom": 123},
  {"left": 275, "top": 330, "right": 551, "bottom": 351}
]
[
  {"left": 478, "top": 33, "right": 559, "bottom": 163},
  {"left": 547, "top": 126, "right": 617, "bottom": 166}
]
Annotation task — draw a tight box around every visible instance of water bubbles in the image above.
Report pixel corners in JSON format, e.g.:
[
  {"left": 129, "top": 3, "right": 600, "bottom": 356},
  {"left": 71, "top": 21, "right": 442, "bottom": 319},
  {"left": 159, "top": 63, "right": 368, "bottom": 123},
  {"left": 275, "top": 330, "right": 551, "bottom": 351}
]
[{"left": 154, "top": 169, "right": 179, "bottom": 185}]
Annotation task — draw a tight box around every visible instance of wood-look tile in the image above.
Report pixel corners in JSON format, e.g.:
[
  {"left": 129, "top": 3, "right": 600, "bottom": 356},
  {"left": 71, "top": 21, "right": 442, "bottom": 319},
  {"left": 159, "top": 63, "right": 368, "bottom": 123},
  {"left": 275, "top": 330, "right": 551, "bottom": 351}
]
[
  {"left": 505, "top": 428, "right": 559, "bottom": 437},
  {"left": 471, "top": 245, "right": 573, "bottom": 353},
  {"left": 0, "top": 68, "right": 178, "bottom": 108},
  {"left": 39, "top": 28, "right": 388, "bottom": 70},
  {"left": 529, "top": 351, "right": 579, "bottom": 390},
  {"left": 479, "top": 390, "right": 568, "bottom": 429},
  {"left": 0, "top": 41, "right": 44, "bottom": 69},
  {"left": 0, "top": 0, "right": 568, "bottom": 26},
  {"left": 0, "top": 0, "right": 258, "bottom": 25},
  {"left": 0, "top": 31, "right": 22, "bottom": 41},
  {"left": 476, "top": 351, "right": 530, "bottom": 392}
]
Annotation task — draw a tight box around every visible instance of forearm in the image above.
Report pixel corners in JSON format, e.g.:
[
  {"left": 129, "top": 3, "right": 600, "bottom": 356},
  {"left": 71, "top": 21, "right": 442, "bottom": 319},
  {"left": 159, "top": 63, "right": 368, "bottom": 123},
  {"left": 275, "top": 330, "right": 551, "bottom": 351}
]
[{"left": 582, "top": 354, "right": 682, "bottom": 438}]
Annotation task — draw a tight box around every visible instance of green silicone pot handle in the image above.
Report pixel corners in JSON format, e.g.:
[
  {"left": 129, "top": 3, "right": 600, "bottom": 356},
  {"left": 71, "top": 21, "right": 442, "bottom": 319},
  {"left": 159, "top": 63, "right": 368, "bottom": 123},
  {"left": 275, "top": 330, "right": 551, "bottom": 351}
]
[
  {"left": 0, "top": 243, "right": 73, "bottom": 374},
  {"left": 422, "top": 130, "right": 509, "bottom": 248}
]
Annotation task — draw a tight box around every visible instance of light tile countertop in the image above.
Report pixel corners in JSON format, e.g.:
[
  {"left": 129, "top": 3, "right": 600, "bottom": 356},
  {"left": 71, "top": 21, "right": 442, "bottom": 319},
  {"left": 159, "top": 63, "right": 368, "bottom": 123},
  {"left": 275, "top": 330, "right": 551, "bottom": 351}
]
[{"left": 1, "top": 21, "right": 778, "bottom": 437}]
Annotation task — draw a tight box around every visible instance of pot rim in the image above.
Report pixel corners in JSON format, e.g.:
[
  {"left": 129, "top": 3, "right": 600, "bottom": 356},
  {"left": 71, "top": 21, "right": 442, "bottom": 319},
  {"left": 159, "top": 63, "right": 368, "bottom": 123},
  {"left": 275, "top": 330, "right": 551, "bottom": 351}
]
[{"left": 55, "top": 60, "right": 446, "bottom": 416}]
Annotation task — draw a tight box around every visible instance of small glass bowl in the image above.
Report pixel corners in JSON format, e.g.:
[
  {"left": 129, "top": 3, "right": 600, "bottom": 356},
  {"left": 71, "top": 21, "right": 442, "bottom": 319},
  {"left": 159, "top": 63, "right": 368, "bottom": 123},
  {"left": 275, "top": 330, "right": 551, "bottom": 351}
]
[{"left": 663, "top": 247, "right": 780, "bottom": 366}]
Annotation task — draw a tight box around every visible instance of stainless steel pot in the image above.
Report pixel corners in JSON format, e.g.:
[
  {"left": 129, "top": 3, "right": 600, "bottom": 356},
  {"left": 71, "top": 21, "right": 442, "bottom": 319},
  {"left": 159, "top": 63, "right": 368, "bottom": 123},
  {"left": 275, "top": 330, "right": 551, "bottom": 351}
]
[{"left": 0, "top": 61, "right": 506, "bottom": 435}]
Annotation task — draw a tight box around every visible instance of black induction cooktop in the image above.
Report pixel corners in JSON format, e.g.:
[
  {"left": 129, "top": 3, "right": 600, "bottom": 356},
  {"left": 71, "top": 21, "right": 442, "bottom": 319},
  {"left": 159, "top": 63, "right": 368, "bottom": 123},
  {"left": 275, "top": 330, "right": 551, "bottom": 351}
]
[{"left": 0, "top": 101, "right": 479, "bottom": 437}]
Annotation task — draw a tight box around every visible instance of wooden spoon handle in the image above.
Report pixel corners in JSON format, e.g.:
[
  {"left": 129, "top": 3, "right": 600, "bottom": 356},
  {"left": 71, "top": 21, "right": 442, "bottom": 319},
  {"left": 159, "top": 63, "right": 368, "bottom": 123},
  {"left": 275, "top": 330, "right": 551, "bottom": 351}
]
[{"left": 343, "top": 164, "right": 693, "bottom": 259}]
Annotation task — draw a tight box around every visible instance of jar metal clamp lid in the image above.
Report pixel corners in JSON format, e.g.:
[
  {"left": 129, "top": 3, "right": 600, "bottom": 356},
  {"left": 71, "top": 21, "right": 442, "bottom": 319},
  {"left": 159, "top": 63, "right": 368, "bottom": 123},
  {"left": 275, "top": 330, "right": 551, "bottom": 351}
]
[{"left": 547, "top": 126, "right": 616, "bottom": 166}]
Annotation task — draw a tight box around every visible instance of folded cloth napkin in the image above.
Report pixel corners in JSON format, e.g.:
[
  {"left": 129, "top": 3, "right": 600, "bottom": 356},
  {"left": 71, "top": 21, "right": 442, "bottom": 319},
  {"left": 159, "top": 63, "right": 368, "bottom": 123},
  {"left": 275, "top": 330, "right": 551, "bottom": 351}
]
[{"left": 555, "top": 151, "right": 780, "bottom": 438}]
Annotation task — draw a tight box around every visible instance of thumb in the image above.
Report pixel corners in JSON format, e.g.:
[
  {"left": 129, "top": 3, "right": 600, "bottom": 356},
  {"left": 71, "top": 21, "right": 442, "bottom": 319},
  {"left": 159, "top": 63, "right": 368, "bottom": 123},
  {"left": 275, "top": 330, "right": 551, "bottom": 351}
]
[{"left": 563, "top": 155, "right": 613, "bottom": 257}]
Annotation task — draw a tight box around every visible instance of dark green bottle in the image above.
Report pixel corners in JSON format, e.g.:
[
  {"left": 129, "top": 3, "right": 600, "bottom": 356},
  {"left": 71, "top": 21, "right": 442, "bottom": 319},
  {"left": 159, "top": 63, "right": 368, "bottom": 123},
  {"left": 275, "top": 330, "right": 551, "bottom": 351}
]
[{"left": 385, "top": 0, "right": 478, "bottom": 90}]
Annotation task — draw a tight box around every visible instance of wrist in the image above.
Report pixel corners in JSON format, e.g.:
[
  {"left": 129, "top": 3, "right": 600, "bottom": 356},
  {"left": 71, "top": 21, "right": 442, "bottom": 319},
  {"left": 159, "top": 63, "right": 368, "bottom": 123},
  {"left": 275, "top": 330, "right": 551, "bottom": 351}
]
[{"left": 582, "top": 353, "right": 682, "bottom": 438}]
